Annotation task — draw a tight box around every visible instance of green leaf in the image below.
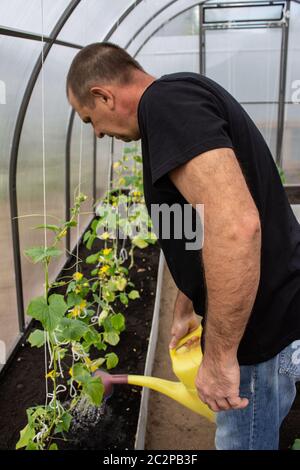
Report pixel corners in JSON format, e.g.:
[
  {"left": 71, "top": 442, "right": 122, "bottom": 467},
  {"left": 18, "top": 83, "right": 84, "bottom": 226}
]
[
  {"left": 128, "top": 290, "right": 140, "bottom": 300},
  {"left": 83, "top": 377, "right": 104, "bottom": 406},
  {"left": 66, "top": 220, "right": 77, "bottom": 228},
  {"left": 16, "top": 424, "right": 36, "bottom": 449},
  {"left": 66, "top": 292, "right": 82, "bottom": 307},
  {"left": 27, "top": 294, "right": 67, "bottom": 331},
  {"left": 33, "top": 224, "right": 60, "bottom": 232},
  {"left": 72, "top": 363, "right": 90, "bottom": 384},
  {"left": 106, "top": 352, "right": 119, "bottom": 370},
  {"left": 27, "top": 296, "right": 48, "bottom": 323},
  {"left": 103, "top": 288, "right": 115, "bottom": 303},
  {"left": 91, "top": 219, "right": 99, "bottom": 231},
  {"left": 86, "top": 252, "right": 100, "bottom": 264},
  {"left": 26, "top": 440, "right": 39, "bottom": 450},
  {"left": 104, "top": 331, "right": 120, "bottom": 346},
  {"left": 110, "top": 313, "right": 125, "bottom": 332},
  {"left": 54, "top": 412, "right": 72, "bottom": 434},
  {"left": 24, "top": 246, "right": 62, "bottom": 263},
  {"left": 132, "top": 237, "right": 148, "bottom": 249},
  {"left": 92, "top": 281, "right": 99, "bottom": 292},
  {"left": 60, "top": 318, "right": 89, "bottom": 341},
  {"left": 292, "top": 438, "right": 300, "bottom": 450},
  {"left": 86, "top": 234, "right": 96, "bottom": 250},
  {"left": 28, "top": 329, "right": 45, "bottom": 348},
  {"left": 49, "top": 443, "right": 58, "bottom": 450},
  {"left": 115, "top": 277, "right": 127, "bottom": 291},
  {"left": 119, "top": 292, "right": 128, "bottom": 305},
  {"left": 83, "top": 230, "right": 91, "bottom": 243}
]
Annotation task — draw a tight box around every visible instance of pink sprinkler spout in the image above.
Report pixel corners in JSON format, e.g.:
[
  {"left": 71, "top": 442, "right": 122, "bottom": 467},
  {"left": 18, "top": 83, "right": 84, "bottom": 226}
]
[{"left": 94, "top": 370, "right": 128, "bottom": 399}]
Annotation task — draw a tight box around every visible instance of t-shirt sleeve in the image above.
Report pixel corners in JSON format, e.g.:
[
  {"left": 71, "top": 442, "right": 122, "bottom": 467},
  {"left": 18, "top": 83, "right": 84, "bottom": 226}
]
[{"left": 141, "top": 80, "right": 234, "bottom": 189}]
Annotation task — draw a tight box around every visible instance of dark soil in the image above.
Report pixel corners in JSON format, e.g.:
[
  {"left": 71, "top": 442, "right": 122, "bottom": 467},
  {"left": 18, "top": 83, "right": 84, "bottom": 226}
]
[{"left": 0, "top": 220, "right": 160, "bottom": 450}]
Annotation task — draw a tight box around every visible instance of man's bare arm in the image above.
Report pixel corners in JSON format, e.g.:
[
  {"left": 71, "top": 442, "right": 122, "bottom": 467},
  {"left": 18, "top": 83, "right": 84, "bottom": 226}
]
[{"left": 169, "top": 148, "right": 261, "bottom": 410}]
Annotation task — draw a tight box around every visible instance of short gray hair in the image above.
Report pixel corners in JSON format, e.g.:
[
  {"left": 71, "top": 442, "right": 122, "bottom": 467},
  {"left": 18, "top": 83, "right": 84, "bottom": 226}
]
[{"left": 66, "top": 42, "right": 144, "bottom": 106}]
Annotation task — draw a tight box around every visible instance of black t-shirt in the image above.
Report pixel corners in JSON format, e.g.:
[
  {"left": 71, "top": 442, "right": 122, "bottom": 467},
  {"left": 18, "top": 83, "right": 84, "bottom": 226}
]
[{"left": 137, "top": 72, "right": 300, "bottom": 365}]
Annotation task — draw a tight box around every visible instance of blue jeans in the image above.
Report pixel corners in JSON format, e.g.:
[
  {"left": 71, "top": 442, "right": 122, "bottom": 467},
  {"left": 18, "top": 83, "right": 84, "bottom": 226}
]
[{"left": 215, "top": 340, "right": 300, "bottom": 450}]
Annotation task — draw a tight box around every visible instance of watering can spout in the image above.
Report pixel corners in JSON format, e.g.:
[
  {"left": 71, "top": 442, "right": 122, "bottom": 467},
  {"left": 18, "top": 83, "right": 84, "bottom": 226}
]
[
  {"left": 94, "top": 324, "right": 214, "bottom": 422},
  {"left": 127, "top": 374, "right": 214, "bottom": 422}
]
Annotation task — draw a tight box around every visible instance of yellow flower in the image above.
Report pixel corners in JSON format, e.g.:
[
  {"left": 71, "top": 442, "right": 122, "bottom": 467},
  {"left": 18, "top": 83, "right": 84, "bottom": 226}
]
[
  {"left": 45, "top": 370, "right": 58, "bottom": 380},
  {"left": 113, "top": 162, "right": 120, "bottom": 169},
  {"left": 100, "top": 265, "right": 110, "bottom": 274},
  {"left": 69, "top": 367, "right": 73, "bottom": 377},
  {"left": 118, "top": 177, "right": 125, "bottom": 186},
  {"left": 73, "top": 272, "right": 83, "bottom": 281},
  {"left": 100, "top": 232, "right": 110, "bottom": 240},
  {"left": 69, "top": 300, "right": 87, "bottom": 318},
  {"left": 69, "top": 305, "right": 80, "bottom": 318},
  {"left": 102, "top": 248, "right": 112, "bottom": 256},
  {"left": 75, "top": 286, "right": 81, "bottom": 294},
  {"left": 83, "top": 282, "right": 89, "bottom": 287}
]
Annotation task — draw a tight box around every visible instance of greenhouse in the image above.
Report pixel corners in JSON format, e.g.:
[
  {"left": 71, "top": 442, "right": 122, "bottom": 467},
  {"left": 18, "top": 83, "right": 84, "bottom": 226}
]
[{"left": 0, "top": 0, "right": 300, "bottom": 453}]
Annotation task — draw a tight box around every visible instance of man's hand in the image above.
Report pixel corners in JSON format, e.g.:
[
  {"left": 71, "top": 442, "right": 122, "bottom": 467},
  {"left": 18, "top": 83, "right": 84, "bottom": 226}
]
[
  {"left": 169, "top": 312, "right": 200, "bottom": 349},
  {"left": 195, "top": 355, "right": 249, "bottom": 412}
]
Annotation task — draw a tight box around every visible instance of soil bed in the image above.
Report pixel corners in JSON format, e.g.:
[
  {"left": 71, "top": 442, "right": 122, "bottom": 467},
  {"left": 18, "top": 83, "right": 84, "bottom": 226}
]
[{"left": 0, "top": 219, "right": 160, "bottom": 450}]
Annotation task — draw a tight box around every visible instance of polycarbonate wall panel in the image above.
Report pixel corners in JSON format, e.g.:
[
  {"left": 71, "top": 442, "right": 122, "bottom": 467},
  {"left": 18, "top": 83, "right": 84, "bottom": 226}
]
[
  {"left": 113, "top": 139, "right": 125, "bottom": 164},
  {"left": 241, "top": 103, "right": 278, "bottom": 157},
  {"left": 137, "top": 6, "right": 199, "bottom": 76},
  {"left": 0, "top": 36, "right": 41, "bottom": 362},
  {"left": 282, "top": 104, "right": 300, "bottom": 184},
  {"left": 69, "top": 115, "right": 95, "bottom": 252},
  {"left": 58, "top": 0, "right": 132, "bottom": 45},
  {"left": 205, "top": 28, "right": 281, "bottom": 156},
  {"left": 96, "top": 136, "right": 112, "bottom": 201},
  {"left": 0, "top": 0, "right": 70, "bottom": 35},
  {"left": 111, "top": 0, "right": 200, "bottom": 52},
  {"left": 283, "top": 1, "right": 300, "bottom": 184},
  {"left": 138, "top": 36, "right": 199, "bottom": 77},
  {"left": 17, "top": 45, "right": 79, "bottom": 321},
  {"left": 154, "top": 5, "right": 199, "bottom": 36},
  {"left": 205, "top": 28, "right": 281, "bottom": 102}
]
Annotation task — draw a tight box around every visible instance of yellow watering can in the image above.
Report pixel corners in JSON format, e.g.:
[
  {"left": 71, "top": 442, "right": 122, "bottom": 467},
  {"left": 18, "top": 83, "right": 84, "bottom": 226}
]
[{"left": 94, "top": 324, "right": 215, "bottom": 422}]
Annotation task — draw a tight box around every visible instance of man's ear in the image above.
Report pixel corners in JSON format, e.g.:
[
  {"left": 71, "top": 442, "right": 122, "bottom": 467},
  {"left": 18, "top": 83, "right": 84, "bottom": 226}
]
[{"left": 90, "top": 86, "right": 114, "bottom": 109}]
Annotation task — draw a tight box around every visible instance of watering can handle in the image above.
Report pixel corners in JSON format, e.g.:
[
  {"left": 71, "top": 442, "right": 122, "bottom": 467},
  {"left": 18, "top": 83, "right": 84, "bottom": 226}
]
[{"left": 170, "top": 324, "right": 202, "bottom": 351}]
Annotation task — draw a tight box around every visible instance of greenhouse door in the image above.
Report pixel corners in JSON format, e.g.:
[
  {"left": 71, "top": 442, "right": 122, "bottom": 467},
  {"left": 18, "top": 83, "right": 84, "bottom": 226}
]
[{"left": 200, "top": 1, "right": 288, "bottom": 163}]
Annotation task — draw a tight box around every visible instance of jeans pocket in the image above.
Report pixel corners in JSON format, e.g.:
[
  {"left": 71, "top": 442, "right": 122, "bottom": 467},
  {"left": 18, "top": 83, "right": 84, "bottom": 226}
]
[
  {"left": 279, "top": 340, "right": 300, "bottom": 380},
  {"left": 239, "top": 364, "right": 256, "bottom": 399}
]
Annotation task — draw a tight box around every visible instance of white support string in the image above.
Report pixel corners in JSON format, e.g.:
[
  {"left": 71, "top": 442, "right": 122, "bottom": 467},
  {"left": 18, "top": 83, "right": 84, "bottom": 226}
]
[
  {"left": 76, "top": 122, "right": 83, "bottom": 272},
  {"left": 75, "top": 0, "right": 88, "bottom": 274},
  {"left": 40, "top": 0, "right": 49, "bottom": 408}
]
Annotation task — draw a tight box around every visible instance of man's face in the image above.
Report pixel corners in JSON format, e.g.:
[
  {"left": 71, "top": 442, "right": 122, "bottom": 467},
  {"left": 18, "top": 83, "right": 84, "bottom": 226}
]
[{"left": 68, "top": 86, "right": 140, "bottom": 142}]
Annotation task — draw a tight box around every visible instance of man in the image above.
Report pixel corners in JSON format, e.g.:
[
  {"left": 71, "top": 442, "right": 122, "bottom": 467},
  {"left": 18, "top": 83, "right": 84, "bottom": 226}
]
[{"left": 66, "top": 42, "right": 300, "bottom": 450}]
